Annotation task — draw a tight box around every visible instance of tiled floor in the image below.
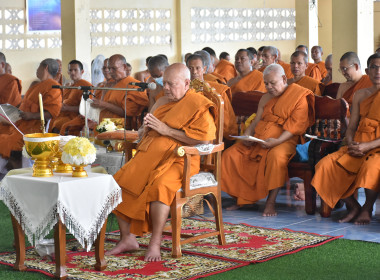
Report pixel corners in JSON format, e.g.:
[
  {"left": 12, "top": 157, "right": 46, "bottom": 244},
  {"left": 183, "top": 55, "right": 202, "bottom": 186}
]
[{"left": 206, "top": 186, "right": 380, "bottom": 243}]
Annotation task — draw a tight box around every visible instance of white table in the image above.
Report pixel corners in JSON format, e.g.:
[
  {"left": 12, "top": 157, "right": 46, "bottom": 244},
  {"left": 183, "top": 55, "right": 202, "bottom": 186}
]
[
  {"left": 94, "top": 145, "right": 125, "bottom": 175},
  {"left": 0, "top": 171, "right": 122, "bottom": 279}
]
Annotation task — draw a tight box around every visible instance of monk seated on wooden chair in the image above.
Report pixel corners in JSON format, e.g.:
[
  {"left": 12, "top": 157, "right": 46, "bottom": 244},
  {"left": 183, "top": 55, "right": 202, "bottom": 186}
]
[
  {"left": 312, "top": 53, "right": 380, "bottom": 225},
  {"left": 106, "top": 63, "right": 217, "bottom": 261},
  {"left": 221, "top": 64, "right": 315, "bottom": 216}
]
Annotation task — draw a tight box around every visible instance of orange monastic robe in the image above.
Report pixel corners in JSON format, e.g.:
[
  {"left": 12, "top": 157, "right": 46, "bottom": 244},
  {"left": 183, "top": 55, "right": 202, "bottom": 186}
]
[
  {"left": 49, "top": 79, "right": 93, "bottom": 132},
  {"left": 293, "top": 76, "right": 322, "bottom": 96},
  {"left": 221, "top": 84, "right": 315, "bottom": 205},
  {"left": 99, "top": 76, "right": 148, "bottom": 121},
  {"left": 305, "top": 63, "right": 322, "bottom": 81},
  {"left": 0, "top": 79, "right": 62, "bottom": 158},
  {"left": 214, "top": 59, "right": 237, "bottom": 81},
  {"left": 312, "top": 90, "right": 380, "bottom": 208},
  {"left": 316, "top": 61, "right": 327, "bottom": 79},
  {"left": 207, "top": 81, "right": 237, "bottom": 139},
  {"left": 341, "top": 75, "right": 372, "bottom": 106},
  {"left": 229, "top": 70, "right": 266, "bottom": 94},
  {"left": 0, "top": 74, "right": 22, "bottom": 107},
  {"left": 113, "top": 89, "right": 216, "bottom": 235},
  {"left": 277, "top": 60, "right": 293, "bottom": 79},
  {"left": 204, "top": 73, "right": 227, "bottom": 84}
]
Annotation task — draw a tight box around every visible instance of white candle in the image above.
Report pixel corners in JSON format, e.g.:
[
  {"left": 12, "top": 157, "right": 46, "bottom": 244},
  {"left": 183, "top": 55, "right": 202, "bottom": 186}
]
[{"left": 38, "top": 93, "right": 44, "bottom": 123}]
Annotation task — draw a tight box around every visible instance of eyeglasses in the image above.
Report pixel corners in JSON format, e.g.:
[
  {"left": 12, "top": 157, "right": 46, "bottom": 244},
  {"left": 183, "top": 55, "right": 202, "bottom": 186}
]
[
  {"left": 338, "top": 64, "right": 354, "bottom": 73},
  {"left": 368, "top": 64, "right": 380, "bottom": 71}
]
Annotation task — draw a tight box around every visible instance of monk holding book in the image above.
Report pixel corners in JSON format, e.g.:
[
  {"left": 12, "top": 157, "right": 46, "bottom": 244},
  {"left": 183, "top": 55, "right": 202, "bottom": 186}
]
[{"left": 222, "top": 64, "right": 314, "bottom": 216}]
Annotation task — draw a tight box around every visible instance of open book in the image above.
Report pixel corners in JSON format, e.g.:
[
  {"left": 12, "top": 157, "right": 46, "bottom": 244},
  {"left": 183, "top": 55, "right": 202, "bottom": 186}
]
[
  {"left": 0, "top": 104, "right": 21, "bottom": 124},
  {"left": 229, "top": 135, "right": 265, "bottom": 143}
]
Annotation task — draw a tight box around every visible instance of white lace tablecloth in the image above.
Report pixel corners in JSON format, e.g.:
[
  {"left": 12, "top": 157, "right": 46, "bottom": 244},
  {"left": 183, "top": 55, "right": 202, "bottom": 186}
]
[{"left": 0, "top": 172, "right": 122, "bottom": 251}]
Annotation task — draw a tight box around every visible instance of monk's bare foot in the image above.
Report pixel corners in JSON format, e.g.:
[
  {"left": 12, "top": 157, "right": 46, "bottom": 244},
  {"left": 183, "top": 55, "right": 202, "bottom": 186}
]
[
  {"left": 226, "top": 204, "right": 241, "bottom": 211},
  {"left": 144, "top": 242, "right": 162, "bottom": 262},
  {"left": 339, "top": 205, "right": 361, "bottom": 223},
  {"left": 293, "top": 183, "right": 305, "bottom": 201},
  {"left": 354, "top": 209, "right": 372, "bottom": 225},
  {"left": 263, "top": 202, "right": 277, "bottom": 217},
  {"left": 105, "top": 234, "right": 139, "bottom": 256}
]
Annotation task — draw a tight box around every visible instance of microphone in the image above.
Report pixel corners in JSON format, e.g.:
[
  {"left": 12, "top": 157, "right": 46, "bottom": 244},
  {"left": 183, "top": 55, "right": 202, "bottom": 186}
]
[{"left": 129, "top": 82, "right": 157, "bottom": 90}]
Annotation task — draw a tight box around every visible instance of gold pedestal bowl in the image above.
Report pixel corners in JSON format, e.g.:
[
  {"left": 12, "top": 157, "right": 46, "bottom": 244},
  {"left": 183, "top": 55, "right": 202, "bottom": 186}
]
[{"left": 23, "top": 133, "right": 60, "bottom": 177}]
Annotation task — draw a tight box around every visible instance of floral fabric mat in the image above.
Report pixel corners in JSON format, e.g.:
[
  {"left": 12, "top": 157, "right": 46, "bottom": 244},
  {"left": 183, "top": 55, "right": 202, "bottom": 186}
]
[{"left": 0, "top": 218, "right": 340, "bottom": 279}]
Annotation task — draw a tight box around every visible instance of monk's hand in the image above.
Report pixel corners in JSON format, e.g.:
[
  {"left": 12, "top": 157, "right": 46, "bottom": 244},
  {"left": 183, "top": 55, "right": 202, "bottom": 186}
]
[
  {"left": 348, "top": 141, "right": 370, "bottom": 157},
  {"left": 261, "top": 138, "right": 280, "bottom": 149},
  {"left": 91, "top": 99, "right": 106, "bottom": 109},
  {"left": 20, "top": 111, "right": 35, "bottom": 121},
  {"left": 242, "top": 134, "right": 254, "bottom": 147},
  {"left": 144, "top": 113, "right": 170, "bottom": 135}
]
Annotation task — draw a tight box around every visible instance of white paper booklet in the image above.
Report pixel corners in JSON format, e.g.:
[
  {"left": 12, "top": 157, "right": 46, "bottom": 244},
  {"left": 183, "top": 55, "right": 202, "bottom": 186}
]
[
  {"left": 229, "top": 135, "right": 265, "bottom": 143},
  {"left": 0, "top": 104, "right": 21, "bottom": 124}
]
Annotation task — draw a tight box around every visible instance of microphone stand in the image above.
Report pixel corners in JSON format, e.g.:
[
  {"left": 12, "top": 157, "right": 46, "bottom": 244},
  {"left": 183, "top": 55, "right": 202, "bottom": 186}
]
[{"left": 52, "top": 85, "right": 144, "bottom": 138}]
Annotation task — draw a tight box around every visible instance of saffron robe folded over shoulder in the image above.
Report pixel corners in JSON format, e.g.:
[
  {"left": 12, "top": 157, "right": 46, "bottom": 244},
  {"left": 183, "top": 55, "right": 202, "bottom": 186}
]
[
  {"left": 0, "top": 79, "right": 62, "bottom": 158},
  {"left": 221, "top": 83, "right": 315, "bottom": 205},
  {"left": 229, "top": 70, "right": 266, "bottom": 95},
  {"left": 204, "top": 73, "right": 227, "bottom": 84},
  {"left": 214, "top": 59, "right": 237, "bottom": 81},
  {"left": 341, "top": 75, "right": 372, "bottom": 106},
  {"left": 305, "top": 63, "right": 322, "bottom": 81},
  {"left": 294, "top": 76, "right": 322, "bottom": 96},
  {"left": 0, "top": 73, "right": 22, "bottom": 106},
  {"left": 311, "top": 90, "right": 380, "bottom": 208},
  {"left": 113, "top": 89, "right": 216, "bottom": 236},
  {"left": 49, "top": 79, "right": 93, "bottom": 132},
  {"left": 99, "top": 76, "right": 148, "bottom": 121},
  {"left": 317, "top": 61, "right": 327, "bottom": 79}
]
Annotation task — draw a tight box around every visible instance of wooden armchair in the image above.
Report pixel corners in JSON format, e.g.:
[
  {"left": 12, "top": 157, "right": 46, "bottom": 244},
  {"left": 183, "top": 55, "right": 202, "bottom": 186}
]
[
  {"left": 305, "top": 95, "right": 348, "bottom": 217},
  {"left": 164, "top": 89, "right": 226, "bottom": 258},
  {"left": 322, "top": 82, "right": 340, "bottom": 99},
  {"left": 231, "top": 91, "right": 265, "bottom": 135}
]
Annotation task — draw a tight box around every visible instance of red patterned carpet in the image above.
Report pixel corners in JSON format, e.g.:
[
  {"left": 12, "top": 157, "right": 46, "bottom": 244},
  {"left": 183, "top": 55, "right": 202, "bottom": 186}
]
[{"left": 0, "top": 219, "right": 340, "bottom": 279}]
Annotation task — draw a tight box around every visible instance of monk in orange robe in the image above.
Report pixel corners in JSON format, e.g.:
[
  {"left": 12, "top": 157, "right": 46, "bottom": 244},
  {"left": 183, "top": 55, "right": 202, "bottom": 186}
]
[
  {"left": 311, "top": 46, "right": 328, "bottom": 79},
  {"left": 145, "top": 55, "right": 168, "bottom": 111},
  {"left": 296, "top": 45, "right": 322, "bottom": 81},
  {"left": 258, "top": 46, "right": 293, "bottom": 79},
  {"left": 321, "top": 54, "right": 333, "bottom": 86},
  {"left": 202, "top": 47, "right": 237, "bottom": 81},
  {"left": 91, "top": 54, "right": 148, "bottom": 121},
  {"left": 336, "top": 52, "right": 373, "bottom": 107},
  {"left": 106, "top": 64, "right": 216, "bottom": 261},
  {"left": 0, "top": 58, "right": 62, "bottom": 172},
  {"left": 227, "top": 49, "right": 266, "bottom": 94},
  {"left": 311, "top": 53, "right": 380, "bottom": 225},
  {"left": 187, "top": 53, "right": 237, "bottom": 139},
  {"left": 0, "top": 52, "right": 22, "bottom": 107},
  {"left": 134, "top": 56, "right": 152, "bottom": 82},
  {"left": 60, "top": 58, "right": 114, "bottom": 136},
  {"left": 288, "top": 51, "right": 322, "bottom": 96},
  {"left": 221, "top": 64, "right": 314, "bottom": 216},
  {"left": 49, "top": 60, "right": 93, "bottom": 133}
]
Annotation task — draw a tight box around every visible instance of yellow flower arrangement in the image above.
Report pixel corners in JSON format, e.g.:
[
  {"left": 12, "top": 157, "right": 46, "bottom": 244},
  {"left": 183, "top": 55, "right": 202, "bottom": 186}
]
[
  {"left": 96, "top": 118, "right": 117, "bottom": 133},
  {"left": 61, "top": 137, "right": 96, "bottom": 165}
]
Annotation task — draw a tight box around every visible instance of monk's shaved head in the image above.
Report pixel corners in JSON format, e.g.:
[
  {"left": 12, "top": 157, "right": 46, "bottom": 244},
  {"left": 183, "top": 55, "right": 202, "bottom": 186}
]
[
  {"left": 291, "top": 51, "right": 308, "bottom": 64},
  {"left": 163, "top": 63, "right": 191, "bottom": 101},
  {"left": 263, "top": 46, "right": 278, "bottom": 57},
  {"left": 165, "top": 63, "right": 190, "bottom": 80},
  {"left": 41, "top": 58, "right": 59, "bottom": 77},
  {"left": 326, "top": 54, "right": 332, "bottom": 63},
  {"left": 194, "top": 50, "right": 212, "bottom": 73},
  {"left": 263, "top": 63, "right": 285, "bottom": 77},
  {"left": 296, "top": 44, "right": 309, "bottom": 55},
  {"left": 340, "top": 52, "right": 361, "bottom": 67},
  {"left": 109, "top": 54, "right": 127, "bottom": 65},
  {"left": 0, "top": 52, "right": 6, "bottom": 64},
  {"left": 186, "top": 54, "right": 205, "bottom": 67},
  {"left": 148, "top": 55, "right": 169, "bottom": 72}
]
